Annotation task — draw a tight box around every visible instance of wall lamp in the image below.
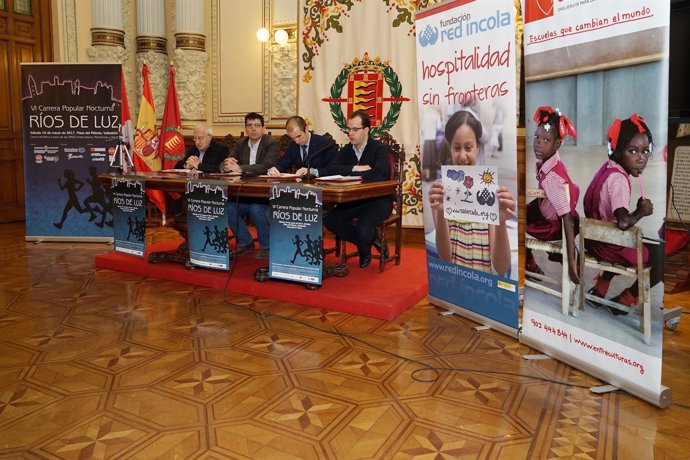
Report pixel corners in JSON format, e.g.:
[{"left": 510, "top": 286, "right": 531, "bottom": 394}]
[{"left": 256, "top": 27, "right": 290, "bottom": 47}]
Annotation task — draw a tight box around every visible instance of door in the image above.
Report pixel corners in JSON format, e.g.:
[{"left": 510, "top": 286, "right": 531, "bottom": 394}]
[{"left": 0, "top": 0, "right": 52, "bottom": 222}]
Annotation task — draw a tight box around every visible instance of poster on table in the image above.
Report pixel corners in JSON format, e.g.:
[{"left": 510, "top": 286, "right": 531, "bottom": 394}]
[
  {"left": 185, "top": 180, "right": 230, "bottom": 270},
  {"left": 415, "top": 0, "right": 519, "bottom": 334},
  {"left": 268, "top": 184, "right": 323, "bottom": 285},
  {"left": 112, "top": 176, "right": 146, "bottom": 257},
  {"left": 21, "top": 63, "right": 121, "bottom": 241},
  {"left": 521, "top": 0, "right": 669, "bottom": 405}
]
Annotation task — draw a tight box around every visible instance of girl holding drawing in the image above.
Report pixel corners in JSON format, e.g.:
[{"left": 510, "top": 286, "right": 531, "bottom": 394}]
[{"left": 428, "top": 109, "right": 516, "bottom": 276}]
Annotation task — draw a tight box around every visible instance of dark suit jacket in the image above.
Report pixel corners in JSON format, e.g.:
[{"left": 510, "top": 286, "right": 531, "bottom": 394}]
[
  {"left": 319, "top": 138, "right": 391, "bottom": 181},
  {"left": 275, "top": 132, "right": 337, "bottom": 173},
  {"left": 174, "top": 139, "right": 229, "bottom": 173},
  {"left": 229, "top": 134, "right": 280, "bottom": 175}
]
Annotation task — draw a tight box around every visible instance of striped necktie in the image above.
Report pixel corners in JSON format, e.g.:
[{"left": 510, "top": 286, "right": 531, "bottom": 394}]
[{"left": 301, "top": 145, "right": 308, "bottom": 162}]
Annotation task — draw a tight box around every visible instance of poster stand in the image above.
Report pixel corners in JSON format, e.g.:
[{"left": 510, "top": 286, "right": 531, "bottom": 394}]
[
  {"left": 520, "top": 336, "right": 672, "bottom": 408},
  {"left": 428, "top": 295, "right": 519, "bottom": 340},
  {"left": 110, "top": 127, "right": 135, "bottom": 174}
]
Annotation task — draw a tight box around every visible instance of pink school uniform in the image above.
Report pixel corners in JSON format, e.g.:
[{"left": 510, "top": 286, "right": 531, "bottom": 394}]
[
  {"left": 526, "top": 152, "right": 579, "bottom": 241},
  {"left": 583, "top": 159, "right": 649, "bottom": 265}
]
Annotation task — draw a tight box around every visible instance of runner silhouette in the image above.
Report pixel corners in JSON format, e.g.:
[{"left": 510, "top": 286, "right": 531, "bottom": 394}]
[{"left": 54, "top": 169, "right": 87, "bottom": 229}]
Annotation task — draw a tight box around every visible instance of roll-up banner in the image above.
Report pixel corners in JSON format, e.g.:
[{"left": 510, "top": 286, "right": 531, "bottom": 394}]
[
  {"left": 21, "top": 63, "right": 121, "bottom": 241},
  {"left": 186, "top": 180, "right": 230, "bottom": 271},
  {"left": 269, "top": 184, "right": 324, "bottom": 286},
  {"left": 415, "top": 0, "right": 520, "bottom": 334},
  {"left": 112, "top": 176, "right": 146, "bottom": 257},
  {"left": 521, "top": 0, "right": 670, "bottom": 407}
]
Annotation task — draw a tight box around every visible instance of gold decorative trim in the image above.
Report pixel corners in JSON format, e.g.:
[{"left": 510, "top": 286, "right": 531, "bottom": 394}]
[
  {"left": 91, "top": 27, "right": 125, "bottom": 47},
  {"left": 136, "top": 35, "right": 167, "bottom": 53},
  {"left": 62, "top": 0, "right": 78, "bottom": 62},
  {"left": 175, "top": 32, "right": 206, "bottom": 51}
]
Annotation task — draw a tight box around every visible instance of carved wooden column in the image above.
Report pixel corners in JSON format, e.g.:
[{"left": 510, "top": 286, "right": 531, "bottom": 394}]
[
  {"left": 136, "top": 0, "right": 168, "bottom": 113},
  {"left": 174, "top": 0, "right": 207, "bottom": 121}
]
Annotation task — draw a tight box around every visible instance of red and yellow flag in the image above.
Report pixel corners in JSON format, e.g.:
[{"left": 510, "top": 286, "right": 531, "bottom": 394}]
[
  {"left": 159, "top": 63, "right": 185, "bottom": 170},
  {"left": 133, "top": 63, "right": 166, "bottom": 214}
]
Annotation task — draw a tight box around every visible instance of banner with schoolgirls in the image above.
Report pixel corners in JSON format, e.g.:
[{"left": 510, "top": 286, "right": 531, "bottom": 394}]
[
  {"left": 415, "top": 0, "right": 520, "bottom": 333},
  {"left": 521, "top": 0, "right": 670, "bottom": 406}
]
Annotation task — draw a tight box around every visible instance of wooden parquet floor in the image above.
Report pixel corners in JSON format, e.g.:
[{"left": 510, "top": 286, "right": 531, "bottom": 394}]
[{"left": 1, "top": 222, "right": 689, "bottom": 459}]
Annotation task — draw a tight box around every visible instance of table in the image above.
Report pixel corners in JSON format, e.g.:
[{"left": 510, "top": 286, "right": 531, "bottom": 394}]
[{"left": 100, "top": 171, "right": 398, "bottom": 284}]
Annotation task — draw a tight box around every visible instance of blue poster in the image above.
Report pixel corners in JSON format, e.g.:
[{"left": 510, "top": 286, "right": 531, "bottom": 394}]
[
  {"left": 186, "top": 180, "right": 229, "bottom": 270},
  {"left": 112, "top": 176, "right": 146, "bottom": 257},
  {"left": 269, "top": 184, "right": 323, "bottom": 285},
  {"left": 415, "top": 1, "right": 519, "bottom": 331},
  {"left": 21, "top": 63, "right": 121, "bottom": 240}
]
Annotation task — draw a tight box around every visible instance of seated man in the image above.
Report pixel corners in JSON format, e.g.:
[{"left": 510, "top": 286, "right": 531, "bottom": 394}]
[
  {"left": 316, "top": 110, "right": 393, "bottom": 268},
  {"left": 168, "top": 123, "right": 229, "bottom": 215},
  {"left": 221, "top": 112, "right": 280, "bottom": 259},
  {"left": 175, "top": 123, "right": 228, "bottom": 172},
  {"left": 267, "top": 115, "right": 337, "bottom": 177}
]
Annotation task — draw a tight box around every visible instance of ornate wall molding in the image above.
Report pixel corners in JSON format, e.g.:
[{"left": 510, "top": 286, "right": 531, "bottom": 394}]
[
  {"left": 175, "top": 33, "right": 205, "bottom": 51},
  {"left": 136, "top": 51, "right": 169, "bottom": 113},
  {"left": 210, "top": 0, "right": 297, "bottom": 125},
  {"left": 173, "top": 48, "right": 208, "bottom": 120},
  {"left": 123, "top": 0, "right": 137, "bottom": 120},
  {"left": 62, "top": 0, "right": 78, "bottom": 62},
  {"left": 270, "top": 43, "right": 297, "bottom": 120},
  {"left": 136, "top": 35, "right": 167, "bottom": 54},
  {"left": 87, "top": 44, "right": 126, "bottom": 64},
  {"left": 210, "top": 0, "right": 245, "bottom": 124},
  {"left": 91, "top": 27, "right": 125, "bottom": 47}
]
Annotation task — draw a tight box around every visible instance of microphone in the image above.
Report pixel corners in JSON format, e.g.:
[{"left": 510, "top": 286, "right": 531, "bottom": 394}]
[{"left": 305, "top": 141, "right": 337, "bottom": 180}]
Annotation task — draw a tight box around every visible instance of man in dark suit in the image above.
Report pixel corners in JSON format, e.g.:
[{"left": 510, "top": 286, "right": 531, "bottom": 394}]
[
  {"left": 175, "top": 123, "right": 228, "bottom": 172},
  {"left": 267, "top": 116, "right": 337, "bottom": 177},
  {"left": 221, "top": 112, "right": 280, "bottom": 259},
  {"left": 317, "top": 110, "right": 393, "bottom": 268}
]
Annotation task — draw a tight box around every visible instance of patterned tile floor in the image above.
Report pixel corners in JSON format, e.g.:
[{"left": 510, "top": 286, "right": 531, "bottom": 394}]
[{"left": 0, "top": 222, "right": 688, "bottom": 459}]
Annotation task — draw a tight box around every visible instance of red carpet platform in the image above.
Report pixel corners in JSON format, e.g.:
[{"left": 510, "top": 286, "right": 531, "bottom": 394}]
[{"left": 95, "top": 239, "right": 428, "bottom": 320}]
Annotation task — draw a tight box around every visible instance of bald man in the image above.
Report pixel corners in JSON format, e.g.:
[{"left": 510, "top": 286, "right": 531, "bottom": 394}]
[{"left": 267, "top": 115, "right": 337, "bottom": 176}]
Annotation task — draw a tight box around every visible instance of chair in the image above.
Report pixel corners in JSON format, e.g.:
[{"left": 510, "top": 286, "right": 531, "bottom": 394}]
[
  {"left": 524, "top": 188, "right": 577, "bottom": 316},
  {"left": 278, "top": 133, "right": 291, "bottom": 157},
  {"left": 339, "top": 131, "right": 404, "bottom": 272},
  {"left": 319, "top": 132, "right": 341, "bottom": 258},
  {"left": 221, "top": 133, "right": 238, "bottom": 152},
  {"left": 578, "top": 217, "right": 651, "bottom": 344}
]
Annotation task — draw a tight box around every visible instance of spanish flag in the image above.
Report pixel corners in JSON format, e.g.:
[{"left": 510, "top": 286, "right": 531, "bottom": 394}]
[{"left": 133, "top": 63, "right": 166, "bottom": 214}]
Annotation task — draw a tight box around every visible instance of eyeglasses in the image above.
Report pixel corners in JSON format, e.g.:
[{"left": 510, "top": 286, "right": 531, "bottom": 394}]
[
  {"left": 245, "top": 122, "right": 263, "bottom": 129},
  {"left": 193, "top": 135, "right": 210, "bottom": 141},
  {"left": 347, "top": 127, "right": 364, "bottom": 133}
]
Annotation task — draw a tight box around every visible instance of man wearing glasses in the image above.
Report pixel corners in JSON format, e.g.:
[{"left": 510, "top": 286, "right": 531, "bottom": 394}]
[
  {"left": 221, "top": 112, "right": 280, "bottom": 259},
  {"left": 267, "top": 115, "right": 337, "bottom": 177},
  {"left": 317, "top": 110, "right": 393, "bottom": 268},
  {"left": 175, "top": 123, "right": 229, "bottom": 172}
]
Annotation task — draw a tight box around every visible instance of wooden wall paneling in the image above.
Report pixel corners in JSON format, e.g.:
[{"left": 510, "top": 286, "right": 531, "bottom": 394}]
[
  {"left": 0, "top": 41, "right": 10, "bottom": 131},
  {"left": 0, "top": 0, "right": 51, "bottom": 223}
]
